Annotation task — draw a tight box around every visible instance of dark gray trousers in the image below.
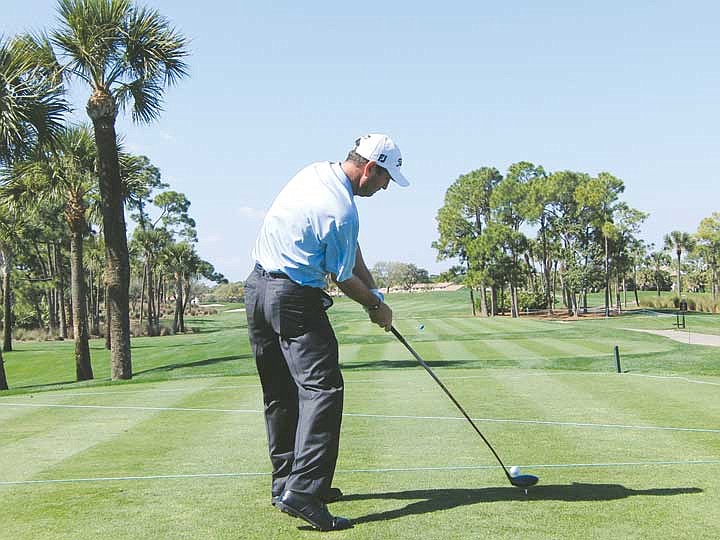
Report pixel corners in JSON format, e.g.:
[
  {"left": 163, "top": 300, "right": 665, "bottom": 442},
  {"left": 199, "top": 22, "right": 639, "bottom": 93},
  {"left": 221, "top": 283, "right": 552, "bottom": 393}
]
[{"left": 244, "top": 266, "right": 343, "bottom": 497}]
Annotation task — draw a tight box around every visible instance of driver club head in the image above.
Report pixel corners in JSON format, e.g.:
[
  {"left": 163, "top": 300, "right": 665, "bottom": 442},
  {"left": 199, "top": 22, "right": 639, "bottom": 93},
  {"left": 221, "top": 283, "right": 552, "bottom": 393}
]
[{"left": 510, "top": 474, "right": 539, "bottom": 489}]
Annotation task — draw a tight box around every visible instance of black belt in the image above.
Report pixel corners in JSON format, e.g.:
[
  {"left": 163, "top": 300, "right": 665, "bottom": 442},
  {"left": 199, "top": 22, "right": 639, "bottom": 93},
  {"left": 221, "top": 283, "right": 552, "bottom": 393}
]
[{"left": 255, "top": 263, "right": 291, "bottom": 280}]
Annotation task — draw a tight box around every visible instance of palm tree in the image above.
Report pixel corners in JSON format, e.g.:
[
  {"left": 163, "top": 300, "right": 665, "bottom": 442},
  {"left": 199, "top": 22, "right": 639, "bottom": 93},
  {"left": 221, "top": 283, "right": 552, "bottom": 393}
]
[
  {"left": 83, "top": 234, "right": 106, "bottom": 336},
  {"left": 3, "top": 126, "right": 98, "bottom": 381},
  {"left": 163, "top": 241, "right": 197, "bottom": 334},
  {"left": 0, "top": 35, "right": 68, "bottom": 390},
  {"left": 647, "top": 250, "right": 670, "bottom": 297},
  {"left": 52, "top": 0, "right": 189, "bottom": 380},
  {"left": 664, "top": 231, "right": 695, "bottom": 297}
]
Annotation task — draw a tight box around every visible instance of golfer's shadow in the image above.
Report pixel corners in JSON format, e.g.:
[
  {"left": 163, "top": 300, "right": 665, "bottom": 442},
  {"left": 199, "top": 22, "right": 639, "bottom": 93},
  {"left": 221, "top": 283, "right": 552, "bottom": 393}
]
[{"left": 344, "top": 484, "right": 702, "bottom": 525}]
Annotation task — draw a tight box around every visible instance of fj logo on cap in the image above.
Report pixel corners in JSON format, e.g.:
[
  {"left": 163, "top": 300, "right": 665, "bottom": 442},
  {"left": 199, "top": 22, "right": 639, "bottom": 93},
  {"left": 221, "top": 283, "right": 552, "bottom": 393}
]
[{"left": 378, "top": 154, "right": 387, "bottom": 163}]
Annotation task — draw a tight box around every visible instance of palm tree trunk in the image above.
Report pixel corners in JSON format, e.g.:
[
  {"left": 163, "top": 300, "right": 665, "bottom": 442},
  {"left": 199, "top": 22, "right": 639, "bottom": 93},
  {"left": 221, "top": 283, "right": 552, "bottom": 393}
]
[
  {"left": 541, "top": 214, "right": 552, "bottom": 315},
  {"left": 2, "top": 249, "right": 12, "bottom": 352},
  {"left": 147, "top": 264, "right": 156, "bottom": 336},
  {"left": 676, "top": 251, "right": 682, "bottom": 296},
  {"left": 173, "top": 274, "right": 183, "bottom": 333},
  {"left": 88, "top": 92, "right": 132, "bottom": 380},
  {"left": 70, "top": 225, "right": 93, "bottom": 381},
  {"left": 156, "top": 274, "right": 163, "bottom": 335},
  {"left": 0, "top": 346, "right": 7, "bottom": 390},
  {"left": 87, "top": 267, "right": 95, "bottom": 335},
  {"left": 104, "top": 285, "right": 111, "bottom": 350},
  {"left": 634, "top": 264, "right": 641, "bottom": 307},
  {"left": 94, "top": 275, "right": 101, "bottom": 335},
  {"left": 139, "top": 262, "right": 147, "bottom": 333},
  {"left": 56, "top": 243, "right": 68, "bottom": 339},
  {"left": 604, "top": 235, "right": 610, "bottom": 317}
]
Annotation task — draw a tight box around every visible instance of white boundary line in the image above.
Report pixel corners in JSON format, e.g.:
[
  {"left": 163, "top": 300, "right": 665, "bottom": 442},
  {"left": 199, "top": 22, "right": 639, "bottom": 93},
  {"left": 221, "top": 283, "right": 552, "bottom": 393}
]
[
  {"left": 2, "top": 460, "right": 719, "bottom": 487},
  {"left": 627, "top": 373, "right": 720, "bottom": 386},
  {"left": 1, "top": 401, "right": 718, "bottom": 434},
  {"left": 344, "top": 413, "right": 720, "bottom": 434},
  {"left": 2, "top": 370, "right": 717, "bottom": 400},
  {"left": 1, "top": 370, "right": 717, "bottom": 401},
  {"left": 0, "top": 402, "right": 262, "bottom": 413}
]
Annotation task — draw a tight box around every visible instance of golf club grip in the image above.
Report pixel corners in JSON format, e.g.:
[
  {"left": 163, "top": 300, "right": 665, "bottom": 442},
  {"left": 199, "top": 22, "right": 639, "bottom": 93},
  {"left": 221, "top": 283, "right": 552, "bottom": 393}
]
[{"left": 390, "top": 326, "right": 511, "bottom": 476}]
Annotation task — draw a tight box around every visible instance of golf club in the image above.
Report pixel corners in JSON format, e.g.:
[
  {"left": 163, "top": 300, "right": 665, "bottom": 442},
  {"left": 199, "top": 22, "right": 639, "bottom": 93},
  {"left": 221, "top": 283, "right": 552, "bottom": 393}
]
[{"left": 390, "top": 325, "right": 539, "bottom": 491}]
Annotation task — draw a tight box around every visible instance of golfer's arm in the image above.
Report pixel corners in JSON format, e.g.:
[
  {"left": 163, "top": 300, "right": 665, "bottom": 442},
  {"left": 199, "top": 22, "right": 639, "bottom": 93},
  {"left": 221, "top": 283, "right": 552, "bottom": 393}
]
[
  {"left": 352, "top": 245, "right": 378, "bottom": 290},
  {"left": 332, "top": 274, "right": 381, "bottom": 309}
]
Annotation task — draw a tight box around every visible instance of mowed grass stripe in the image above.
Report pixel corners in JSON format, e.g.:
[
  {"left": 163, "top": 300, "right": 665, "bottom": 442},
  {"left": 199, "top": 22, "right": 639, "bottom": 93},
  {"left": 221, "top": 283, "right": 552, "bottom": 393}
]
[
  {"left": 482, "top": 338, "right": 545, "bottom": 364},
  {"left": 489, "top": 371, "right": 720, "bottom": 464},
  {"left": 0, "top": 405, "right": 154, "bottom": 481},
  {"left": 39, "top": 382, "right": 268, "bottom": 481},
  {"left": 0, "top": 378, "right": 213, "bottom": 481},
  {"left": 557, "top": 373, "right": 720, "bottom": 456}
]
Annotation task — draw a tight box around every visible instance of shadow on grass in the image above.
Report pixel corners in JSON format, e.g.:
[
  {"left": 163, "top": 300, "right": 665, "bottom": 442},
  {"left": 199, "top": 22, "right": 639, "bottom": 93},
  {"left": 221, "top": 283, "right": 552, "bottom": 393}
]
[
  {"left": 133, "top": 354, "right": 254, "bottom": 376},
  {"left": 341, "top": 360, "right": 471, "bottom": 370},
  {"left": 131, "top": 341, "right": 217, "bottom": 349},
  {"left": 13, "top": 380, "right": 80, "bottom": 391},
  {"left": 343, "top": 484, "right": 702, "bottom": 525}
]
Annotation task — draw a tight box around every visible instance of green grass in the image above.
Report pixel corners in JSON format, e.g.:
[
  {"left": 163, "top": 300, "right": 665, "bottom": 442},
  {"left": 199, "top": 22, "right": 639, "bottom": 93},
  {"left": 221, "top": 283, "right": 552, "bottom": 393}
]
[{"left": 1, "top": 290, "right": 719, "bottom": 539}]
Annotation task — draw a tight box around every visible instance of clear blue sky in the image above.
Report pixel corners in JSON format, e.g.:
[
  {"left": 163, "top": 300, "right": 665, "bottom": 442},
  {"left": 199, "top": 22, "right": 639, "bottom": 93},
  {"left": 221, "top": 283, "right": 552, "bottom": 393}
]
[{"left": 5, "top": 1, "right": 719, "bottom": 281}]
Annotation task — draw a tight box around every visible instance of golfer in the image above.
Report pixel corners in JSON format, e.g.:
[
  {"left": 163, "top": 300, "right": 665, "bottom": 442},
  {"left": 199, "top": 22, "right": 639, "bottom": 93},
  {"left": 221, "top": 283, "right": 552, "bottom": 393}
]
[{"left": 244, "top": 134, "right": 410, "bottom": 531}]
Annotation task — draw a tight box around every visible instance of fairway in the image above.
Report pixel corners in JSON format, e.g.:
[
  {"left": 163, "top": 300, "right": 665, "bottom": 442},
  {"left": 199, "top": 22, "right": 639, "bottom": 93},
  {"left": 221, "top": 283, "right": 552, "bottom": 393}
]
[{"left": 1, "top": 292, "right": 719, "bottom": 539}]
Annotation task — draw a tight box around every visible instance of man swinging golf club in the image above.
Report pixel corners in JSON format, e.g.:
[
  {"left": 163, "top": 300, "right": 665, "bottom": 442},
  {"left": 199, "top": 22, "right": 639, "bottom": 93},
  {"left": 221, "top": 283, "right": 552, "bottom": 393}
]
[{"left": 244, "top": 134, "right": 410, "bottom": 531}]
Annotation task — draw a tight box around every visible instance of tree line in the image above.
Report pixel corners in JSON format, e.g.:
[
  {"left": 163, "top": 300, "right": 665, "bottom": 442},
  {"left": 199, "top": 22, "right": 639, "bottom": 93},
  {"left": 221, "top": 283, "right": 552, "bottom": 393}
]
[
  {"left": 433, "top": 163, "right": 720, "bottom": 317},
  {"left": 0, "top": 0, "right": 221, "bottom": 391}
]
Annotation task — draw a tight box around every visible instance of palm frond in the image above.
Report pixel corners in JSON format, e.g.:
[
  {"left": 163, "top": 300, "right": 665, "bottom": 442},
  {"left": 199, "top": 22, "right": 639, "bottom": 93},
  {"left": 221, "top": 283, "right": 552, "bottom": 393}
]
[
  {"left": 115, "top": 77, "right": 163, "bottom": 122},
  {"left": 123, "top": 5, "right": 189, "bottom": 86},
  {"left": 0, "top": 36, "right": 69, "bottom": 165},
  {"left": 53, "top": 0, "right": 132, "bottom": 88}
]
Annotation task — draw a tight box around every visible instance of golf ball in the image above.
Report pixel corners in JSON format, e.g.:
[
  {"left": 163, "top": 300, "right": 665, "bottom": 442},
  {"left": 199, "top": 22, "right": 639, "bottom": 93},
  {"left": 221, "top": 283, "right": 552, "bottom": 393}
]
[
  {"left": 418, "top": 324, "right": 425, "bottom": 331},
  {"left": 509, "top": 466, "right": 520, "bottom": 477}
]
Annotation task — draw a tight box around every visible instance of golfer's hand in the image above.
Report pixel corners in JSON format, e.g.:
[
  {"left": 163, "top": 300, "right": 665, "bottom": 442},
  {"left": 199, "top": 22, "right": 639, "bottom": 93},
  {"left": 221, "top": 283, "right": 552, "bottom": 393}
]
[{"left": 369, "top": 303, "right": 392, "bottom": 331}]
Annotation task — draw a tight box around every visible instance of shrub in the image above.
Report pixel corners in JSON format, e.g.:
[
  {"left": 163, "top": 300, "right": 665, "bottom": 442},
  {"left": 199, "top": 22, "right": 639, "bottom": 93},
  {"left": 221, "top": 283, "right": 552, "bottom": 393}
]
[
  {"left": 14, "top": 328, "right": 52, "bottom": 341},
  {"left": 517, "top": 290, "right": 547, "bottom": 311},
  {"left": 129, "top": 320, "right": 175, "bottom": 337}
]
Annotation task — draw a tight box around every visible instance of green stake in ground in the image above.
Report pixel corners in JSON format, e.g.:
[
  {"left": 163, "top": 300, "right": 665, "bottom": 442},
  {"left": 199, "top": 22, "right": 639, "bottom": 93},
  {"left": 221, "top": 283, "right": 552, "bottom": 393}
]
[{"left": 390, "top": 325, "right": 540, "bottom": 492}]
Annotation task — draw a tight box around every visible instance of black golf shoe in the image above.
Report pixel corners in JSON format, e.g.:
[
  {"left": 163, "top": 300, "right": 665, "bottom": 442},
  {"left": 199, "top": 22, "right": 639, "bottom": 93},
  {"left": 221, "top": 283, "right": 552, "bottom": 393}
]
[
  {"left": 272, "top": 487, "right": 343, "bottom": 507},
  {"left": 275, "top": 490, "right": 352, "bottom": 532},
  {"left": 320, "top": 487, "right": 343, "bottom": 503}
]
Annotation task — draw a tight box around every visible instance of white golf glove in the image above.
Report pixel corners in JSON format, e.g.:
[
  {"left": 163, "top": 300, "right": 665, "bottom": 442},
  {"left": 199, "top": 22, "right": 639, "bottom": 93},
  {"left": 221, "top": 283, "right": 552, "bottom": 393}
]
[{"left": 364, "top": 288, "right": 385, "bottom": 312}]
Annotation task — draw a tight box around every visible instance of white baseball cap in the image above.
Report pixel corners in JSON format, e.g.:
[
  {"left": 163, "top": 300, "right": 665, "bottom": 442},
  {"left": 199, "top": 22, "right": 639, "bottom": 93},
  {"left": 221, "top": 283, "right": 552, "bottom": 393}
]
[{"left": 354, "top": 133, "right": 410, "bottom": 187}]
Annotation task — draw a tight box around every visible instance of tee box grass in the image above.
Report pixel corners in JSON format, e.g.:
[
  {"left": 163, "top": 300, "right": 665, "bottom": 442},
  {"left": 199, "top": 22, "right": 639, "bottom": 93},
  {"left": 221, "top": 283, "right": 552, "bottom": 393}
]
[{"left": 0, "top": 290, "right": 718, "bottom": 539}]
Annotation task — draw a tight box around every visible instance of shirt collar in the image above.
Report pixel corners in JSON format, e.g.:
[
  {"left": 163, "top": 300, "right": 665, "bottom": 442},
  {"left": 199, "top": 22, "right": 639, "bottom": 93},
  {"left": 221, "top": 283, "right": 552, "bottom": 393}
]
[{"left": 330, "top": 162, "right": 354, "bottom": 198}]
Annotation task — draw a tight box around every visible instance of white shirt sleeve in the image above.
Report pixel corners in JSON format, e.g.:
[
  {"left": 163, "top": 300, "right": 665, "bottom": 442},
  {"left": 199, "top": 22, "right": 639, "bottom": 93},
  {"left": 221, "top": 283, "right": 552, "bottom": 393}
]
[{"left": 324, "top": 219, "right": 358, "bottom": 282}]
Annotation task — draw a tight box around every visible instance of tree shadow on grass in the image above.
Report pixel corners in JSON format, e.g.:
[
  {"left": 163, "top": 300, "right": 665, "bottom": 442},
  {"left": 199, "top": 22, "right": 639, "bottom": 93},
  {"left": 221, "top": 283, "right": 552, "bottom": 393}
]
[
  {"left": 133, "top": 354, "right": 254, "bottom": 376},
  {"left": 13, "top": 380, "right": 79, "bottom": 391},
  {"left": 131, "top": 341, "right": 217, "bottom": 349},
  {"left": 342, "top": 484, "right": 702, "bottom": 525}
]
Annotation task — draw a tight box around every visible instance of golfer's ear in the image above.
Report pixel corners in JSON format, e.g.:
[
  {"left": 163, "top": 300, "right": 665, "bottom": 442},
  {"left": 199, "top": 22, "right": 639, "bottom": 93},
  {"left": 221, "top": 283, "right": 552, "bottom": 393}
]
[{"left": 363, "top": 161, "right": 376, "bottom": 177}]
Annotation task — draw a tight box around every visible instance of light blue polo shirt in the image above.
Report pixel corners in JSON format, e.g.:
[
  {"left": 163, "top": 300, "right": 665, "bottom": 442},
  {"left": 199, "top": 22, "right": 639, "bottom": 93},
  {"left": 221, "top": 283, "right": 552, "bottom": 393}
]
[{"left": 252, "top": 162, "right": 359, "bottom": 288}]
